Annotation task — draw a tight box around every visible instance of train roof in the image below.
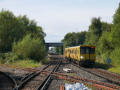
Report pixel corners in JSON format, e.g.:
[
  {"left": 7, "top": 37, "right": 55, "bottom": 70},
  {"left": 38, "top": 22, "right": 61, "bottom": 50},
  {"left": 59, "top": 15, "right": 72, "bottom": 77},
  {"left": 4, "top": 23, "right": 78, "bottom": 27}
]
[{"left": 65, "top": 45, "right": 95, "bottom": 49}]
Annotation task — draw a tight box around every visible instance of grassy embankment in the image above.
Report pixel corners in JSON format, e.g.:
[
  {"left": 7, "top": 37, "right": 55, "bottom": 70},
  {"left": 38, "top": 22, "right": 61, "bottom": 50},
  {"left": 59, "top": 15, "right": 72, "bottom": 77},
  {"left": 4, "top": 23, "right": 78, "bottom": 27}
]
[
  {"left": 0, "top": 59, "right": 42, "bottom": 68},
  {"left": 95, "top": 57, "right": 120, "bottom": 74},
  {"left": 0, "top": 52, "right": 49, "bottom": 68},
  {"left": 0, "top": 55, "right": 49, "bottom": 69},
  {"left": 108, "top": 66, "right": 120, "bottom": 74}
]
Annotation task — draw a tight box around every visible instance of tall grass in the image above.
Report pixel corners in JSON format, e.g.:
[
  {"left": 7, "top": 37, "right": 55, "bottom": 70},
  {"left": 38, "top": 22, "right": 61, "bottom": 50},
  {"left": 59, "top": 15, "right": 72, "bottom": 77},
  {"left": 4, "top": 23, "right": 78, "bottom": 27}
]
[
  {"left": 97, "top": 48, "right": 120, "bottom": 74},
  {"left": 0, "top": 52, "right": 48, "bottom": 68},
  {"left": 108, "top": 66, "right": 120, "bottom": 74},
  {"left": 10, "top": 59, "right": 42, "bottom": 68},
  {"left": 110, "top": 48, "right": 120, "bottom": 66},
  {"left": 0, "top": 58, "right": 42, "bottom": 68}
]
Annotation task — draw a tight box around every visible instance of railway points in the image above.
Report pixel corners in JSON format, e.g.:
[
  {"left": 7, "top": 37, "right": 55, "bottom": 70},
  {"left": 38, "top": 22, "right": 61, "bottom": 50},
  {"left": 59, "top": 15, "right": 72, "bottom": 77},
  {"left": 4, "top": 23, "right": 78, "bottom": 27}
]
[
  {"left": 16, "top": 59, "right": 62, "bottom": 90},
  {"left": 0, "top": 55, "right": 120, "bottom": 90}
]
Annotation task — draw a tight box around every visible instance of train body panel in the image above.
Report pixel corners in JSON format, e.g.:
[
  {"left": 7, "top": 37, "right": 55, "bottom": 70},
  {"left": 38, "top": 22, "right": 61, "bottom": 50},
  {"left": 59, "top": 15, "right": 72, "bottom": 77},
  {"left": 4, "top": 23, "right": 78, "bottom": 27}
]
[{"left": 64, "top": 45, "right": 96, "bottom": 67}]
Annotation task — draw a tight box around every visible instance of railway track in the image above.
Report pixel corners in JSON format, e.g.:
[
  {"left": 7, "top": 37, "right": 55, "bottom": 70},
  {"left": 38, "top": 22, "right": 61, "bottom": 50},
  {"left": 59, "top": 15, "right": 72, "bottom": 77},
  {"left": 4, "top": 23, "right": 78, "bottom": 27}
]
[
  {"left": 37, "top": 60, "right": 61, "bottom": 90},
  {"left": 9, "top": 55, "right": 119, "bottom": 90},
  {"left": 41, "top": 71, "right": 120, "bottom": 90},
  {"left": 17, "top": 60, "right": 62, "bottom": 90},
  {"left": 20, "top": 63, "right": 52, "bottom": 82},
  {"left": 0, "top": 71, "right": 18, "bottom": 90},
  {"left": 90, "top": 68, "right": 120, "bottom": 85},
  {"left": 69, "top": 60, "right": 120, "bottom": 87},
  {"left": 79, "top": 66, "right": 120, "bottom": 86}
]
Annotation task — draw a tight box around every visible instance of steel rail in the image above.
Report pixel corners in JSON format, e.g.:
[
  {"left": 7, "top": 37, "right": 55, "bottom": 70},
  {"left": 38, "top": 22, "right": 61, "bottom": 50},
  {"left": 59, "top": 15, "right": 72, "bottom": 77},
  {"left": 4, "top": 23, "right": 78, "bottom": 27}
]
[
  {"left": 91, "top": 69, "right": 120, "bottom": 84},
  {"left": 36, "top": 60, "right": 62, "bottom": 90},
  {"left": 17, "top": 63, "right": 52, "bottom": 90},
  {"left": 0, "top": 71, "right": 18, "bottom": 90},
  {"left": 80, "top": 67, "right": 120, "bottom": 85},
  {"left": 41, "top": 71, "right": 120, "bottom": 89},
  {"left": 70, "top": 61, "right": 120, "bottom": 86},
  {"left": 20, "top": 63, "right": 51, "bottom": 82},
  {"left": 92, "top": 69, "right": 120, "bottom": 79},
  {"left": 54, "top": 74, "right": 116, "bottom": 90}
]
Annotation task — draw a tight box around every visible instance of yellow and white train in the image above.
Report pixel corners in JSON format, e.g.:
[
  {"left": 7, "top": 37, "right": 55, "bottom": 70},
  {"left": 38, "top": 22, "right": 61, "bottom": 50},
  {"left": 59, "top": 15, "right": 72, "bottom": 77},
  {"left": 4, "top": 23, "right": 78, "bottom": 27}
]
[{"left": 64, "top": 45, "right": 96, "bottom": 67}]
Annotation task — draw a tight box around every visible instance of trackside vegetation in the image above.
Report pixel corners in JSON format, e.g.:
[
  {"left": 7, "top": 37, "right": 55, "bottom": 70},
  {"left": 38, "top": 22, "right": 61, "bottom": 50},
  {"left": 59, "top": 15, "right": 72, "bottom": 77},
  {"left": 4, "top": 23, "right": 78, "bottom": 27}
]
[
  {"left": 0, "top": 9, "right": 47, "bottom": 67},
  {"left": 62, "top": 4, "right": 120, "bottom": 74},
  {"left": 0, "top": 59, "right": 42, "bottom": 68},
  {"left": 13, "top": 34, "right": 46, "bottom": 61}
]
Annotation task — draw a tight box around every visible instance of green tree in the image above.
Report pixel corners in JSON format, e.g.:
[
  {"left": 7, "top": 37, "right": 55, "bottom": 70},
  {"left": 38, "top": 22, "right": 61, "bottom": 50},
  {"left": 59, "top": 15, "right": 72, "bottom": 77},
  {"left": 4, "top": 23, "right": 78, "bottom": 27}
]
[
  {"left": 13, "top": 34, "right": 46, "bottom": 61},
  {"left": 62, "top": 31, "right": 86, "bottom": 48},
  {"left": 97, "top": 32, "right": 113, "bottom": 57},
  {"left": 85, "top": 17, "right": 102, "bottom": 45},
  {"left": 62, "top": 32, "right": 76, "bottom": 47},
  {"left": 101, "top": 22, "right": 112, "bottom": 32},
  {"left": 0, "top": 10, "right": 45, "bottom": 52},
  {"left": 17, "top": 15, "right": 45, "bottom": 40},
  {"left": 0, "top": 10, "right": 20, "bottom": 52},
  {"left": 111, "top": 3, "right": 120, "bottom": 48},
  {"left": 113, "top": 3, "right": 120, "bottom": 25},
  {"left": 97, "top": 22, "right": 112, "bottom": 55},
  {"left": 75, "top": 32, "right": 86, "bottom": 45}
]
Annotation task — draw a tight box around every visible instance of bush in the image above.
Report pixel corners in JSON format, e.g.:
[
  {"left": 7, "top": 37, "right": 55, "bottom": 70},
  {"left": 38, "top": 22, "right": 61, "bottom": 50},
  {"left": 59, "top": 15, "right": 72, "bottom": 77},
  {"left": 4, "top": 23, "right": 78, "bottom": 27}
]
[
  {"left": 110, "top": 48, "right": 120, "bottom": 66},
  {"left": 0, "top": 52, "right": 18, "bottom": 64},
  {"left": 4, "top": 53, "right": 18, "bottom": 63},
  {"left": 12, "top": 34, "right": 46, "bottom": 61}
]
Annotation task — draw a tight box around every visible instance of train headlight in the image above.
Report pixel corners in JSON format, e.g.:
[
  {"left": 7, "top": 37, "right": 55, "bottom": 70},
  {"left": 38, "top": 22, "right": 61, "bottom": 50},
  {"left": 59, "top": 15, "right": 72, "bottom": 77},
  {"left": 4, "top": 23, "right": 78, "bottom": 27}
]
[{"left": 80, "top": 56, "right": 84, "bottom": 59}]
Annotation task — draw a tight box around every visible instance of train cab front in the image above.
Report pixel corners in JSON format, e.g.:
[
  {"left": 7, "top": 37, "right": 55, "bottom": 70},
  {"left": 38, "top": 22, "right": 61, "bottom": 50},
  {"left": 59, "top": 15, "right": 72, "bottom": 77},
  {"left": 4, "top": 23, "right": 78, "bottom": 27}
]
[{"left": 80, "top": 46, "right": 96, "bottom": 67}]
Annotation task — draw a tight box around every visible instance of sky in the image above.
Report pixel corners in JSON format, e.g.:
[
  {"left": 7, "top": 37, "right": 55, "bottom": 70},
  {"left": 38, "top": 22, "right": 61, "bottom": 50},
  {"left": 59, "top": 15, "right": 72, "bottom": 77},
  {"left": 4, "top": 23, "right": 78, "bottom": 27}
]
[{"left": 0, "top": 0, "right": 120, "bottom": 42}]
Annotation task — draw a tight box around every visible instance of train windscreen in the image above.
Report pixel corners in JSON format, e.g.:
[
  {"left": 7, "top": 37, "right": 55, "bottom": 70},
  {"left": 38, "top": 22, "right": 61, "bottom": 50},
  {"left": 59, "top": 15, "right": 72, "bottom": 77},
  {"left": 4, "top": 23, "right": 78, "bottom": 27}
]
[
  {"left": 90, "top": 47, "right": 95, "bottom": 54},
  {"left": 80, "top": 47, "right": 95, "bottom": 54}
]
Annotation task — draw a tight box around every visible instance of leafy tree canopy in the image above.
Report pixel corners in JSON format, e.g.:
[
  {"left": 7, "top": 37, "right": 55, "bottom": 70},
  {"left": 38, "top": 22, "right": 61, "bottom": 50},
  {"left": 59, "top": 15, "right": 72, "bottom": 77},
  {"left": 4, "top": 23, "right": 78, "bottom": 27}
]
[
  {"left": 62, "top": 31, "right": 87, "bottom": 47},
  {"left": 0, "top": 10, "right": 45, "bottom": 52}
]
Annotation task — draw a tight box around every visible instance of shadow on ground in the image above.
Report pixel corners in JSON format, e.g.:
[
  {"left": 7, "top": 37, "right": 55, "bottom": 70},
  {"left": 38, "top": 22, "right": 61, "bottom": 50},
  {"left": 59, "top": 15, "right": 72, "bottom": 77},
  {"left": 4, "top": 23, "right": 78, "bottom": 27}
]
[{"left": 93, "top": 62, "right": 112, "bottom": 69}]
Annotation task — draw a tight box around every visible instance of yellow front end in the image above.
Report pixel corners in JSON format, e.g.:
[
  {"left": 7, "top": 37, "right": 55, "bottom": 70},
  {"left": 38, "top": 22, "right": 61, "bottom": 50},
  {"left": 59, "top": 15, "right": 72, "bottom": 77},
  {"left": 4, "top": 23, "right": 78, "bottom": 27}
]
[{"left": 79, "top": 46, "right": 96, "bottom": 66}]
